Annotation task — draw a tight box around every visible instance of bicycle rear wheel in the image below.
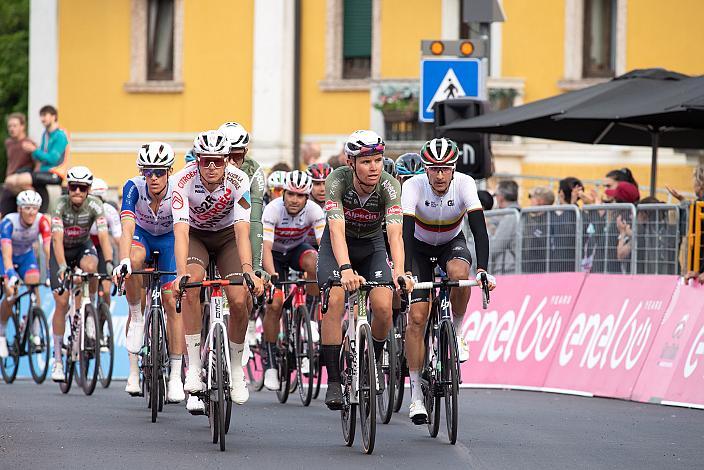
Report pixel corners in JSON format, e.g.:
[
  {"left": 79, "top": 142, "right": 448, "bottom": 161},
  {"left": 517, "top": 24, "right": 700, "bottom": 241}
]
[
  {"left": 358, "top": 323, "right": 376, "bottom": 454},
  {"left": 393, "top": 313, "right": 406, "bottom": 413},
  {"left": 212, "top": 325, "right": 226, "bottom": 451},
  {"left": 276, "top": 308, "right": 291, "bottom": 404},
  {"left": 28, "top": 307, "right": 50, "bottom": 384},
  {"left": 424, "top": 311, "right": 440, "bottom": 438},
  {"left": 0, "top": 313, "right": 20, "bottom": 383},
  {"left": 80, "top": 304, "right": 100, "bottom": 395},
  {"left": 340, "top": 334, "right": 356, "bottom": 447},
  {"left": 378, "top": 326, "right": 397, "bottom": 424},
  {"left": 98, "top": 302, "right": 114, "bottom": 388},
  {"left": 150, "top": 308, "right": 161, "bottom": 422},
  {"left": 295, "top": 305, "right": 314, "bottom": 406},
  {"left": 440, "top": 321, "right": 459, "bottom": 444}
]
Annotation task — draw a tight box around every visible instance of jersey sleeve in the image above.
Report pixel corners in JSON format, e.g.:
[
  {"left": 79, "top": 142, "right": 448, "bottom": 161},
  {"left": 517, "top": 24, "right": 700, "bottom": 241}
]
[
  {"left": 120, "top": 179, "right": 138, "bottom": 222},
  {"left": 106, "top": 204, "right": 122, "bottom": 237},
  {"left": 172, "top": 166, "right": 196, "bottom": 225},
  {"left": 0, "top": 218, "right": 13, "bottom": 245},
  {"left": 324, "top": 169, "right": 345, "bottom": 220},
  {"left": 309, "top": 202, "right": 326, "bottom": 242},
  {"left": 248, "top": 165, "right": 265, "bottom": 271},
  {"left": 382, "top": 174, "right": 403, "bottom": 225},
  {"left": 460, "top": 175, "right": 483, "bottom": 212},
  {"left": 38, "top": 214, "right": 51, "bottom": 242},
  {"left": 228, "top": 168, "right": 252, "bottom": 223},
  {"left": 401, "top": 176, "right": 420, "bottom": 218},
  {"left": 89, "top": 197, "right": 108, "bottom": 232},
  {"left": 261, "top": 201, "right": 278, "bottom": 243},
  {"left": 51, "top": 199, "right": 65, "bottom": 233}
]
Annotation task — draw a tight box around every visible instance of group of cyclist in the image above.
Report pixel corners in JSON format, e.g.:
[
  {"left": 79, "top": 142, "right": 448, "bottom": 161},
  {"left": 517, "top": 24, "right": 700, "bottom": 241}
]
[{"left": 0, "top": 121, "right": 496, "bottom": 428}]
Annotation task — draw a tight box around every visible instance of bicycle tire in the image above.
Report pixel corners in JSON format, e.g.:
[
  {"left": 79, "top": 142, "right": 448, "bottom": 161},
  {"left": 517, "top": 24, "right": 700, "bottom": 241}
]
[
  {"left": 377, "top": 325, "right": 397, "bottom": 424},
  {"left": 0, "top": 313, "right": 20, "bottom": 383},
  {"left": 441, "top": 321, "right": 459, "bottom": 445},
  {"left": 246, "top": 340, "right": 265, "bottom": 392},
  {"left": 295, "top": 305, "right": 314, "bottom": 406},
  {"left": 98, "top": 302, "right": 114, "bottom": 388},
  {"left": 358, "top": 322, "right": 376, "bottom": 454},
  {"left": 80, "top": 304, "right": 100, "bottom": 396},
  {"left": 59, "top": 315, "right": 74, "bottom": 394},
  {"left": 340, "top": 333, "right": 356, "bottom": 447},
  {"left": 424, "top": 308, "right": 440, "bottom": 438},
  {"left": 28, "top": 306, "right": 50, "bottom": 384},
  {"left": 392, "top": 313, "right": 406, "bottom": 413},
  {"left": 150, "top": 308, "right": 161, "bottom": 422},
  {"left": 312, "top": 347, "right": 322, "bottom": 400},
  {"left": 215, "top": 325, "right": 226, "bottom": 451},
  {"left": 276, "top": 307, "right": 291, "bottom": 404}
]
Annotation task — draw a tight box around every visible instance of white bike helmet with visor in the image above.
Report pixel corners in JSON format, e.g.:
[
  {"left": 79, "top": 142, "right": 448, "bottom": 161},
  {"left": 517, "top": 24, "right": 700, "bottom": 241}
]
[
  {"left": 284, "top": 170, "right": 313, "bottom": 195},
  {"left": 66, "top": 166, "right": 94, "bottom": 186},
  {"left": 137, "top": 141, "right": 175, "bottom": 168},
  {"left": 16, "top": 190, "right": 42, "bottom": 208}
]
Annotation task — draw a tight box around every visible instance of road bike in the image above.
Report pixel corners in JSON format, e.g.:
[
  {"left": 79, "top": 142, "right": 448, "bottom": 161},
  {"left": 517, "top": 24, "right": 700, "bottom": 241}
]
[{"left": 95, "top": 281, "right": 114, "bottom": 388}]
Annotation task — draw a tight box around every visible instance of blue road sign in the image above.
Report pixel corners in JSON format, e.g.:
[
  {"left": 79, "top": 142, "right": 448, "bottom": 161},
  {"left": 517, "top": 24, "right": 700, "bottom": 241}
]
[{"left": 419, "top": 58, "right": 485, "bottom": 122}]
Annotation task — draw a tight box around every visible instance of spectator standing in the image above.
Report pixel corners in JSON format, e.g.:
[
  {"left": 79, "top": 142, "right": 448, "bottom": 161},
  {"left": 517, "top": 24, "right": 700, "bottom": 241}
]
[
  {"left": 1, "top": 113, "right": 35, "bottom": 216},
  {"left": 667, "top": 165, "right": 704, "bottom": 280},
  {"left": 489, "top": 180, "right": 520, "bottom": 274},
  {"left": 522, "top": 186, "right": 554, "bottom": 273},
  {"left": 549, "top": 177, "right": 582, "bottom": 272},
  {"left": 4, "top": 105, "right": 68, "bottom": 212}
]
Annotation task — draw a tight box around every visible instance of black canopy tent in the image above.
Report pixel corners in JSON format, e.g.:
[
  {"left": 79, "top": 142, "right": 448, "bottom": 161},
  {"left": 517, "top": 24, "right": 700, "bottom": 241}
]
[{"left": 440, "top": 69, "right": 704, "bottom": 197}]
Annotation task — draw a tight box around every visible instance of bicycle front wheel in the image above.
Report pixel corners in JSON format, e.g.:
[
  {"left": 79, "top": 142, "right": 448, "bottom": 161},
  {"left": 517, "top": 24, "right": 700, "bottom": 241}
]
[
  {"left": 392, "top": 313, "right": 406, "bottom": 413},
  {"left": 28, "top": 306, "right": 50, "bottom": 384},
  {"left": 440, "top": 321, "right": 459, "bottom": 444},
  {"left": 295, "top": 305, "right": 314, "bottom": 406},
  {"left": 80, "top": 304, "right": 100, "bottom": 395},
  {"left": 59, "top": 315, "right": 75, "bottom": 394},
  {"left": 150, "top": 308, "right": 162, "bottom": 422},
  {"left": 98, "top": 302, "right": 114, "bottom": 388},
  {"left": 211, "top": 324, "right": 227, "bottom": 451},
  {"left": 424, "top": 311, "right": 440, "bottom": 438},
  {"left": 276, "top": 308, "right": 291, "bottom": 404},
  {"left": 377, "top": 326, "right": 397, "bottom": 424},
  {"left": 358, "top": 323, "right": 377, "bottom": 454},
  {"left": 340, "top": 333, "right": 356, "bottom": 447},
  {"left": 0, "top": 313, "right": 20, "bottom": 384}
]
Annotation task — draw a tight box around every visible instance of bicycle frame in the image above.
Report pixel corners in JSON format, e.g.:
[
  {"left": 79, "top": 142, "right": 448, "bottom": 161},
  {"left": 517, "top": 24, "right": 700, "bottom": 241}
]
[
  {"left": 8, "top": 284, "right": 40, "bottom": 354},
  {"left": 202, "top": 282, "right": 232, "bottom": 393}
]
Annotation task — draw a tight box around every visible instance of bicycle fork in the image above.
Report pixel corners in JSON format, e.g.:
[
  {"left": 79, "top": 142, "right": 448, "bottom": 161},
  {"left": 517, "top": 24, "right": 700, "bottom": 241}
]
[{"left": 203, "top": 287, "right": 232, "bottom": 395}]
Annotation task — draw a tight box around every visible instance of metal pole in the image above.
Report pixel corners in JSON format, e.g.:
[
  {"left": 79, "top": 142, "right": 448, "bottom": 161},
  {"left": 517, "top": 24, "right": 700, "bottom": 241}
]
[
  {"left": 650, "top": 131, "right": 659, "bottom": 198},
  {"left": 292, "top": 0, "right": 302, "bottom": 169},
  {"left": 479, "top": 22, "right": 491, "bottom": 75}
]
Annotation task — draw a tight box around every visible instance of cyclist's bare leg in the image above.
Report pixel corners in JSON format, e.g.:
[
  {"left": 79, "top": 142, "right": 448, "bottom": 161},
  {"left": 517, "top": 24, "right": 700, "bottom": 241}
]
[
  {"left": 406, "top": 300, "right": 431, "bottom": 407},
  {"left": 300, "top": 252, "right": 319, "bottom": 296},
  {"left": 163, "top": 288, "right": 183, "bottom": 355},
  {"left": 182, "top": 264, "right": 205, "bottom": 335},
  {"left": 263, "top": 291, "right": 283, "bottom": 343},
  {"left": 100, "top": 279, "right": 112, "bottom": 306},
  {"left": 369, "top": 287, "right": 393, "bottom": 344},
  {"left": 225, "top": 284, "right": 252, "bottom": 402},
  {"left": 321, "top": 286, "right": 345, "bottom": 345},
  {"left": 446, "top": 259, "right": 470, "bottom": 327},
  {"left": 51, "top": 290, "right": 70, "bottom": 362}
]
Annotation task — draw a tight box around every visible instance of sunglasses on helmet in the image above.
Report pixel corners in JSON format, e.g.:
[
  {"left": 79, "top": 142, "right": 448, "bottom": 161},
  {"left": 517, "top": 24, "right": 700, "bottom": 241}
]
[{"left": 359, "top": 143, "right": 385, "bottom": 156}]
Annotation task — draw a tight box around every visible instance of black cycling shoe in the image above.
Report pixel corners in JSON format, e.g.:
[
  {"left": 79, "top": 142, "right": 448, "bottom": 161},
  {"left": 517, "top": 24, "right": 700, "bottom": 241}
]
[
  {"left": 376, "top": 361, "right": 385, "bottom": 395},
  {"left": 325, "top": 382, "right": 343, "bottom": 410}
]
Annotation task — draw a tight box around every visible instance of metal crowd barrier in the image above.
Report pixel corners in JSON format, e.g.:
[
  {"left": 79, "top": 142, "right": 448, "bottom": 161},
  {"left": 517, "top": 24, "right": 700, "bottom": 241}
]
[{"left": 472, "top": 203, "right": 685, "bottom": 276}]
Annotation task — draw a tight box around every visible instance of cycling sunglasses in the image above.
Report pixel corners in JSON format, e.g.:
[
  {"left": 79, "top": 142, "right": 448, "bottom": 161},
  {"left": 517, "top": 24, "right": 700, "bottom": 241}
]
[
  {"left": 198, "top": 156, "right": 226, "bottom": 169},
  {"left": 68, "top": 183, "right": 89, "bottom": 193},
  {"left": 141, "top": 168, "right": 168, "bottom": 178},
  {"left": 359, "top": 143, "right": 385, "bottom": 156}
]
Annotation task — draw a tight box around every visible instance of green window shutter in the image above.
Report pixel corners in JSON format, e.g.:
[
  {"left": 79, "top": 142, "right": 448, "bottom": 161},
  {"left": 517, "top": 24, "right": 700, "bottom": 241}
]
[{"left": 343, "top": 0, "right": 372, "bottom": 58}]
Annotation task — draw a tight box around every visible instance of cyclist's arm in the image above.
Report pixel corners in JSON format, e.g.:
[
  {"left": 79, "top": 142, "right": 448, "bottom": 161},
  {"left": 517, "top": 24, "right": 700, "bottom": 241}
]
[
  {"left": 234, "top": 221, "right": 254, "bottom": 274},
  {"left": 249, "top": 166, "right": 265, "bottom": 272},
  {"left": 51, "top": 204, "right": 67, "bottom": 268},
  {"left": 119, "top": 180, "right": 139, "bottom": 261},
  {"left": 38, "top": 214, "right": 51, "bottom": 273},
  {"left": 174, "top": 223, "right": 189, "bottom": 276},
  {"left": 310, "top": 203, "right": 326, "bottom": 245},
  {"left": 467, "top": 210, "right": 489, "bottom": 271},
  {"left": 232, "top": 175, "right": 254, "bottom": 274},
  {"left": 324, "top": 175, "right": 351, "bottom": 268},
  {"left": 261, "top": 202, "right": 277, "bottom": 276},
  {"left": 402, "top": 215, "right": 415, "bottom": 272},
  {"left": 400, "top": 177, "right": 419, "bottom": 273},
  {"left": 0, "top": 219, "right": 14, "bottom": 271},
  {"left": 262, "top": 240, "right": 276, "bottom": 277},
  {"left": 96, "top": 218, "right": 113, "bottom": 265},
  {"left": 382, "top": 175, "right": 404, "bottom": 277},
  {"left": 118, "top": 218, "right": 136, "bottom": 261}
]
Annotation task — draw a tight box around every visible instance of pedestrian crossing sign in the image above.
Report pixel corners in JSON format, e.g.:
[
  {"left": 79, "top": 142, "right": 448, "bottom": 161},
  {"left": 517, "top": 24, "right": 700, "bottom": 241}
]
[{"left": 419, "top": 58, "right": 485, "bottom": 122}]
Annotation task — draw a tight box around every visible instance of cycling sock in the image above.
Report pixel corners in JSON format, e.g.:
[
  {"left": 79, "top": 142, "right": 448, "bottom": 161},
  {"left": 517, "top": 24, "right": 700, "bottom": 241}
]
[
  {"left": 372, "top": 336, "right": 385, "bottom": 363},
  {"left": 169, "top": 355, "right": 182, "bottom": 380},
  {"left": 264, "top": 341, "right": 277, "bottom": 369},
  {"left": 452, "top": 313, "right": 464, "bottom": 334},
  {"left": 185, "top": 334, "right": 202, "bottom": 371},
  {"left": 409, "top": 370, "right": 422, "bottom": 402},
  {"left": 129, "top": 302, "right": 143, "bottom": 323},
  {"left": 129, "top": 353, "right": 139, "bottom": 376},
  {"left": 229, "top": 341, "right": 245, "bottom": 377},
  {"left": 321, "top": 344, "right": 341, "bottom": 383},
  {"left": 53, "top": 334, "right": 63, "bottom": 362}
]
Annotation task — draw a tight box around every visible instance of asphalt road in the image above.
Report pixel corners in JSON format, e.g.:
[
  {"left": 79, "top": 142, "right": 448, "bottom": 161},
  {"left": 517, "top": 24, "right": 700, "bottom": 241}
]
[{"left": 1, "top": 380, "right": 702, "bottom": 469}]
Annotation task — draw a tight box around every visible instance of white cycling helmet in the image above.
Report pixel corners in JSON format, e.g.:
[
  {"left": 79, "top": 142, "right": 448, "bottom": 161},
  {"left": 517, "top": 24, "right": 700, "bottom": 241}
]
[
  {"left": 16, "top": 189, "right": 42, "bottom": 208},
  {"left": 267, "top": 170, "right": 287, "bottom": 190},
  {"left": 66, "top": 166, "right": 94, "bottom": 186},
  {"left": 193, "top": 130, "right": 230, "bottom": 156},
  {"left": 218, "top": 122, "right": 250, "bottom": 150},
  {"left": 137, "top": 141, "right": 175, "bottom": 168},
  {"left": 284, "top": 170, "right": 313, "bottom": 195},
  {"left": 344, "top": 130, "right": 385, "bottom": 158},
  {"left": 91, "top": 178, "right": 109, "bottom": 198}
]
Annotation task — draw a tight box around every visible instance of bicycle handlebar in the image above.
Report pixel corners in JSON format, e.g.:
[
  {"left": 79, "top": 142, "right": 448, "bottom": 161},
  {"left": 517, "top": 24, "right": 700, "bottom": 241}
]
[
  {"left": 175, "top": 272, "right": 257, "bottom": 313},
  {"left": 414, "top": 275, "right": 491, "bottom": 309},
  {"left": 320, "top": 276, "right": 407, "bottom": 314}
]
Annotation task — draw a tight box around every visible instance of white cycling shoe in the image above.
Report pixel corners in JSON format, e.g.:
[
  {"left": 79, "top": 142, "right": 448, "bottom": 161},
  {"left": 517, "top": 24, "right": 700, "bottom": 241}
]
[
  {"left": 85, "top": 316, "right": 96, "bottom": 341},
  {"left": 310, "top": 321, "right": 320, "bottom": 343},
  {"left": 264, "top": 368, "right": 280, "bottom": 391},
  {"left": 409, "top": 399, "right": 428, "bottom": 425},
  {"left": 186, "top": 395, "right": 205, "bottom": 414},
  {"left": 300, "top": 357, "right": 310, "bottom": 376},
  {"left": 167, "top": 376, "right": 185, "bottom": 403},
  {"left": 125, "top": 320, "right": 144, "bottom": 354},
  {"left": 184, "top": 366, "right": 204, "bottom": 393},
  {"left": 230, "top": 365, "right": 249, "bottom": 404},
  {"left": 457, "top": 335, "right": 470, "bottom": 363},
  {"left": 0, "top": 336, "right": 8, "bottom": 358},
  {"left": 51, "top": 362, "right": 65, "bottom": 382},
  {"left": 125, "top": 373, "right": 141, "bottom": 396},
  {"left": 245, "top": 320, "right": 257, "bottom": 347}
]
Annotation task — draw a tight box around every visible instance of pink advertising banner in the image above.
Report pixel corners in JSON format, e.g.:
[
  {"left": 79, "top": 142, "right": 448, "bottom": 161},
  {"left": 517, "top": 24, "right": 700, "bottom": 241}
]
[
  {"left": 631, "top": 282, "right": 704, "bottom": 404},
  {"left": 543, "top": 274, "right": 679, "bottom": 399},
  {"left": 458, "top": 273, "right": 586, "bottom": 388}
]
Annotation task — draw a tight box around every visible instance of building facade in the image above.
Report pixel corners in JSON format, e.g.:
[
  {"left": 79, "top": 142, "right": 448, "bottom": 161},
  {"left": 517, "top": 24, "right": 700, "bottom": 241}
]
[{"left": 29, "top": 0, "right": 704, "bottom": 194}]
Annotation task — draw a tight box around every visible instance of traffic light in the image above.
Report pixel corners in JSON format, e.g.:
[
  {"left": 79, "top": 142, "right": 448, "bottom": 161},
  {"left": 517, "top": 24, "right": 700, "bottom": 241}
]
[{"left": 421, "top": 39, "right": 487, "bottom": 58}]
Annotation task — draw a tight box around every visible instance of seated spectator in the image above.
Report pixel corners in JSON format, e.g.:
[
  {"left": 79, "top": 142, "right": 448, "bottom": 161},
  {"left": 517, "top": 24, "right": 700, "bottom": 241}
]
[
  {"left": 489, "top": 180, "right": 520, "bottom": 274},
  {"left": 1, "top": 113, "right": 35, "bottom": 216},
  {"left": 4, "top": 105, "right": 68, "bottom": 212}
]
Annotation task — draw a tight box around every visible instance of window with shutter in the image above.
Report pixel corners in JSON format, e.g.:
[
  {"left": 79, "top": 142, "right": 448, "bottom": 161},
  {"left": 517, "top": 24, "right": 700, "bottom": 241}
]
[{"left": 342, "top": 0, "right": 372, "bottom": 79}]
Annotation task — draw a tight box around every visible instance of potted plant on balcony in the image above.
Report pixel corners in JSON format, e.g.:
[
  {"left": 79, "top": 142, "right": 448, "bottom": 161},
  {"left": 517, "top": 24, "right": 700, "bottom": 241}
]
[{"left": 374, "top": 83, "right": 419, "bottom": 122}]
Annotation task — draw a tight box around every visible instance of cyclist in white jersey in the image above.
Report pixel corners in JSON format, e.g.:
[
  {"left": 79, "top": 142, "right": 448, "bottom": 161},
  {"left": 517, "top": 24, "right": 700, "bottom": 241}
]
[
  {"left": 112, "top": 142, "right": 185, "bottom": 401},
  {"left": 261, "top": 171, "right": 324, "bottom": 390},
  {"left": 401, "top": 138, "right": 496, "bottom": 423},
  {"left": 89, "top": 178, "right": 121, "bottom": 306},
  {"left": 0, "top": 190, "right": 50, "bottom": 357},
  {"left": 172, "top": 130, "right": 264, "bottom": 413}
]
